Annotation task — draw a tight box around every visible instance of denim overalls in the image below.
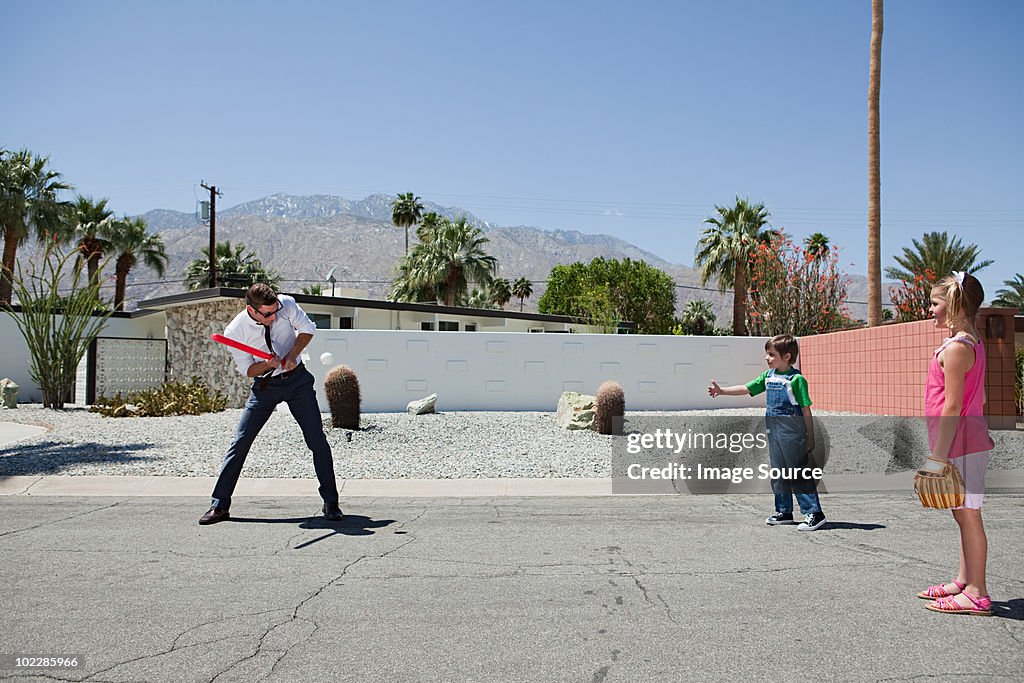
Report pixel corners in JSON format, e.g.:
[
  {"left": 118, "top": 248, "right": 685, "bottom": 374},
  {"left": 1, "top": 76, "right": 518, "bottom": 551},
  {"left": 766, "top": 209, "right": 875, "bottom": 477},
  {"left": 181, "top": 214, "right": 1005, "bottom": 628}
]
[{"left": 764, "top": 369, "right": 822, "bottom": 515}]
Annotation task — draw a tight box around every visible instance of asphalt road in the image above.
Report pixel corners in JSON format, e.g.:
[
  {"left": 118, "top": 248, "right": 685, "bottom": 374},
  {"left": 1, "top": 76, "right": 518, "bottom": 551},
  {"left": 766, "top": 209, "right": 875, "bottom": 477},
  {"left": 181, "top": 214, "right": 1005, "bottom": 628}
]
[{"left": 1, "top": 493, "right": 1022, "bottom": 682}]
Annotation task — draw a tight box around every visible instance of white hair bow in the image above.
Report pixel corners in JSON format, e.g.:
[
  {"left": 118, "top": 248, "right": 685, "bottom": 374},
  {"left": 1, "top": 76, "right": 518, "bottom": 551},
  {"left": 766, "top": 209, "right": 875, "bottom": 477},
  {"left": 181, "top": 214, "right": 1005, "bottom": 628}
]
[{"left": 952, "top": 271, "right": 966, "bottom": 289}]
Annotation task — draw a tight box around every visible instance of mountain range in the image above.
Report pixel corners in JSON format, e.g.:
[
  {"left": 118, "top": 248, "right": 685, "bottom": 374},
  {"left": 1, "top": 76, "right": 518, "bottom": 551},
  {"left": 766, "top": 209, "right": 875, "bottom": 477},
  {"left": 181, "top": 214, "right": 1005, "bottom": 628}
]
[{"left": 123, "top": 192, "right": 877, "bottom": 323}]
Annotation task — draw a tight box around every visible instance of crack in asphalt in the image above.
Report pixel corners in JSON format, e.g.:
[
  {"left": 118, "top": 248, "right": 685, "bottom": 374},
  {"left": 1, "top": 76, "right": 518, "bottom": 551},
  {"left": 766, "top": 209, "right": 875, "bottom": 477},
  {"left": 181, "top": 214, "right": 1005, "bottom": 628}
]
[
  {"left": 0, "top": 502, "right": 120, "bottom": 540},
  {"left": 1003, "top": 622, "right": 1024, "bottom": 645},
  {"left": 394, "top": 508, "right": 427, "bottom": 530},
  {"left": 77, "top": 608, "right": 290, "bottom": 682},
  {"left": 261, "top": 616, "right": 319, "bottom": 682},
  {"left": 12, "top": 475, "right": 44, "bottom": 495},
  {"left": 207, "top": 516, "right": 421, "bottom": 681},
  {"left": 210, "top": 615, "right": 317, "bottom": 683}
]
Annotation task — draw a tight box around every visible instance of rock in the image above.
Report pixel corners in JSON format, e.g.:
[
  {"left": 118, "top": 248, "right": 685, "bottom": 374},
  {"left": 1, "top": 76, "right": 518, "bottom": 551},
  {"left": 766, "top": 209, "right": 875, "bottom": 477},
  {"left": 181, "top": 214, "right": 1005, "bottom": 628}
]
[
  {"left": 555, "top": 391, "right": 596, "bottom": 430},
  {"left": 0, "top": 378, "right": 18, "bottom": 409},
  {"left": 407, "top": 393, "right": 438, "bottom": 415}
]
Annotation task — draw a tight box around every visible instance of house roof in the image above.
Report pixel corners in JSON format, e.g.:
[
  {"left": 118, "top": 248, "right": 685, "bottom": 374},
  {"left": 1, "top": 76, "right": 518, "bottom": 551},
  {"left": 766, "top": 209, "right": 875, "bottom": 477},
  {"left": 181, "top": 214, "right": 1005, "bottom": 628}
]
[
  {"left": 2, "top": 303, "right": 160, "bottom": 319},
  {"left": 137, "top": 287, "right": 638, "bottom": 329}
]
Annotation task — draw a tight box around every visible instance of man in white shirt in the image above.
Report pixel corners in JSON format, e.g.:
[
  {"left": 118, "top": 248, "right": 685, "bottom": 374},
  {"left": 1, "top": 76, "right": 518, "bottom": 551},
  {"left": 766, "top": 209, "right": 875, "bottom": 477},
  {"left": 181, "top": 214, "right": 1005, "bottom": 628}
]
[{"left": 199, "top": 283, "right": 342, "bottom": 524}]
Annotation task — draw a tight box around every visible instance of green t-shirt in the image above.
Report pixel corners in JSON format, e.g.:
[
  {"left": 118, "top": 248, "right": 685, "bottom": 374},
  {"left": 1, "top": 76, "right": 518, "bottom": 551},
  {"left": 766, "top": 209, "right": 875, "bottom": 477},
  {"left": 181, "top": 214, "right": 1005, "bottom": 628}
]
[{"left": 745, "top": 369, "right": 812, "bottom": 406}]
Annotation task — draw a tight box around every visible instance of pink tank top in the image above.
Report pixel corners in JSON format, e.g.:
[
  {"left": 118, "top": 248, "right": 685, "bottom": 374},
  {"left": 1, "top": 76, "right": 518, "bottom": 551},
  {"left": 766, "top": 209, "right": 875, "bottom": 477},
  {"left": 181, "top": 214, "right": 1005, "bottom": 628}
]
[{"left": 924, "top": 335, "right": 994, "bottom": 458}]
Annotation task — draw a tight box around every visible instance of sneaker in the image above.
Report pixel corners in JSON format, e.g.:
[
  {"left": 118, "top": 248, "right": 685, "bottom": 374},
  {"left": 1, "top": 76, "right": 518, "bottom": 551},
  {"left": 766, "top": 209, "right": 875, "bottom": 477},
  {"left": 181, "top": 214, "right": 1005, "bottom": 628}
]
[
  {"left": 765, "top": 512, "right": 796, "bottom": 525},
  {"left": 798, "top": 511, "right": 827, "bottom": 531}
]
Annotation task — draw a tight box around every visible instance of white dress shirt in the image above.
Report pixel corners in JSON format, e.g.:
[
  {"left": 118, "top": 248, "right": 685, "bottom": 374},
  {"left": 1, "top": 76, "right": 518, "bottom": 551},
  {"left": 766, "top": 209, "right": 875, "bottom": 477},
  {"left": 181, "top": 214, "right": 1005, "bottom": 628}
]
[{"left": 222, "top": 295, "right": 317, "bottom": 377}]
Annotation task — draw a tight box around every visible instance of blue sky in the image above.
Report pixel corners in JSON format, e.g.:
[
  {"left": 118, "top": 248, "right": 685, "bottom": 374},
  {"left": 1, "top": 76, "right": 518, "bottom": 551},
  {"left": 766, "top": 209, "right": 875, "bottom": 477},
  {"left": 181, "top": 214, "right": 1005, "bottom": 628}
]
[{"left": 3, "top": 0, "right": 1022, "bottom": 294}]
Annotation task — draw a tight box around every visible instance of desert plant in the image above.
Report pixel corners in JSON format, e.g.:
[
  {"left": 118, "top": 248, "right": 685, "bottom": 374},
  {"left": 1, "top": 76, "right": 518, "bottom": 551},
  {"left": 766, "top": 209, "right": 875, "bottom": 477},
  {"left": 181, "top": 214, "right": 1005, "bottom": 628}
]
[
  {"left": 888, "top": 268, "right": 937, "bottom": 323},
  {"left": 324, "top": 365, "right": 361, "bottom": 429},
  {"left": 90, "top": 377, "right": 227, "bottom": 417},
  {"left": 746, "top": 234, "right": 850, "bottom": 336},
  {"left": 3, "top": 239, "right": 113, "bottom": 408},
  {"left": 595, "top": 380, "right": 625, "bottom": 435}
]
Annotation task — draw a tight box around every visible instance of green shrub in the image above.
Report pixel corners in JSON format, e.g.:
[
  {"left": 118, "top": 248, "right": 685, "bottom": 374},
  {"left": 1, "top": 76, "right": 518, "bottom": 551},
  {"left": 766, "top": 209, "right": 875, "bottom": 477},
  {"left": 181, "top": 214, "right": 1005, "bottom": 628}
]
[{"left": 91, "top": 377, "right": 227, "bottom": 417}]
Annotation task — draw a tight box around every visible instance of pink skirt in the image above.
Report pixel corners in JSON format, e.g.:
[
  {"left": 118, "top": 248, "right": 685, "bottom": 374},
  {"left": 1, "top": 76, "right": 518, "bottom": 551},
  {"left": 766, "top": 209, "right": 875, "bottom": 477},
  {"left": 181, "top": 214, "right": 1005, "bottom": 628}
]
[{"left": 951, "top": 451, "right": 990, "bottom": 510}]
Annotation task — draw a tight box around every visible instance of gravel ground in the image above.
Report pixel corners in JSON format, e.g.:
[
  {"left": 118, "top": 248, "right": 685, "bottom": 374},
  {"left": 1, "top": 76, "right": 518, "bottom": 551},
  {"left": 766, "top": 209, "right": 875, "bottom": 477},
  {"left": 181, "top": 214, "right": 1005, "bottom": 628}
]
[{"left": 1, "top": 404, "right": 1021, "bottom": 479}]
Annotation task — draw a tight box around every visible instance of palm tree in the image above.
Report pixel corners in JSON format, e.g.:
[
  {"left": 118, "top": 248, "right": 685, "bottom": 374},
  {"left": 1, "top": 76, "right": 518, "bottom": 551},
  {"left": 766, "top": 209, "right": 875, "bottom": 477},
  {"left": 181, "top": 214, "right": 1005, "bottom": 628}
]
[
  {"left": 679, "top": 299, "right": 717, "bottom": 336},
  {"left": 884, "top": 231, "right": 993, "bottom": 283},
  {"left": 0, "top": 149, "right": 73, "bottom": 304},
  {"left": 68, "top": 195, "right": 115, "bottom": 284},
  {"left": 109, "top": 216, "right": 168, "bottom": 310},
  {"left": 399, "top": 216, "right": 497, "bottom": 307},
  {"left": 695, "top": 197, "right": 772, "bottom": 335},
  {"left": 465, "top": 288, "right": 497, "bottom": 310},
  {"left": 512, "top": 277, "right": 534, "bottom": 313},
  {"left": 389, "top": 257, "right": 438, "bottom": 303},
  {"left": 490, "top": 277, "right": 512, "bottom": 309},
  {"left": 992, "top": 274, "right": 1024, "bottom": 309},
  {"left": 301, "top": 283, "right": 326, "bottom": 296},
  {"left": 804, "top": 232, "right": 831, "bottom": 260},
  {"left": 416, "top": 212, "right": 443, "bottom": 243},
  {"left": 867, "top": 0, "right": 883, "bottom": 327},
  {"left": 391, "top": 192, "right": 424, "bottom": 258},
  {"left": 184, "top": 240, "right": 280, "bottom": 291}
]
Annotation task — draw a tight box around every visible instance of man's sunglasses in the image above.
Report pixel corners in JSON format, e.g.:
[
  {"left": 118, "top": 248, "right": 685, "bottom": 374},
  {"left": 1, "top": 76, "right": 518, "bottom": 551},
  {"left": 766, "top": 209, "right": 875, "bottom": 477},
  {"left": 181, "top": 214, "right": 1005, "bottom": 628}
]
[{"left": 250, "top": 303, "right": 282, "bottom": 318}]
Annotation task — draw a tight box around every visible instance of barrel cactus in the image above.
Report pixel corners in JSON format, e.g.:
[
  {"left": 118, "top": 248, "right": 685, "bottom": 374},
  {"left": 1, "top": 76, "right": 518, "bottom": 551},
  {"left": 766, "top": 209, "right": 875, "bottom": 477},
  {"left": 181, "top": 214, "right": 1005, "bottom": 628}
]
[
  {"left": 594, "top": 380, "right": 625, "bottom": 435},
  {"left": 324, "top": 365, "right": 361, "bottom": 429}
]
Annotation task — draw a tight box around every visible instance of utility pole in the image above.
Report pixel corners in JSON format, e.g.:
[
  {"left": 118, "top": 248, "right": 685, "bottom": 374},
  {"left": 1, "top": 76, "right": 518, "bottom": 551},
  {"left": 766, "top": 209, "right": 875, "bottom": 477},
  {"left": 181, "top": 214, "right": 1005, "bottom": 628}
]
[{"left": 200, "top": 181, "right": 223, "bottom": 289}]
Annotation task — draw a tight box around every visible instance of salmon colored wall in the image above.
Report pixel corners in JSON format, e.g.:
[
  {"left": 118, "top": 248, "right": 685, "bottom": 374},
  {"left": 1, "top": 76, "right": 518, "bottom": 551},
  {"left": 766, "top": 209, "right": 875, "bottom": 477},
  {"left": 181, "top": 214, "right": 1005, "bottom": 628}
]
[{"left": 800, "top": 308, "right": 1018, "bottom": 427}]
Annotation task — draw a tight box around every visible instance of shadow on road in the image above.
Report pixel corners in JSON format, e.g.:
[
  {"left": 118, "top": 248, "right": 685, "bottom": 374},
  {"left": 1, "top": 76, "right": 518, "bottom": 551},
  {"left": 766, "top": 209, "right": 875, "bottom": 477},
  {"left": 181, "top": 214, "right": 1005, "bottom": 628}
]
[
  {"left": 228, "top": 513, "right": 398, "bottom": 546},
  {"left": 819, "top": 521, "right": 886, "bottom": 531},
  {"left": 992, "top": 598, "right": 1024, "bottom": 621}
]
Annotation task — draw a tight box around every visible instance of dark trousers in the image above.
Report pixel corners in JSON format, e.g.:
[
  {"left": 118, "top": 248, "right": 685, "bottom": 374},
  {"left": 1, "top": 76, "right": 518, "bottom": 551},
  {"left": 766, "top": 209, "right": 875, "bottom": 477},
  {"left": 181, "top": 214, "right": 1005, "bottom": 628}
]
[{"left": 211, "top": 367, "right": 338, "bottom": 509}]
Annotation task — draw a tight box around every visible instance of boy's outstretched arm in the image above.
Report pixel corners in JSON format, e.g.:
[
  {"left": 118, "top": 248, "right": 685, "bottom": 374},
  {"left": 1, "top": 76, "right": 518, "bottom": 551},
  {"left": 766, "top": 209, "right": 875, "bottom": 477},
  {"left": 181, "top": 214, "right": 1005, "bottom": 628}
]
[{"left": 708, "top": 380, "right": 751, "bottom": 398}]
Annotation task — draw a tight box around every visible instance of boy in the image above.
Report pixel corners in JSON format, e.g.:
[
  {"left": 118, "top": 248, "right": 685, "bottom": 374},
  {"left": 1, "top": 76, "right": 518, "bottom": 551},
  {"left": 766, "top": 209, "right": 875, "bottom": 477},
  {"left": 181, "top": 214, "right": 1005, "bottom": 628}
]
[{"left": 707, "top": 334, "right": 826, "bottom": 531}]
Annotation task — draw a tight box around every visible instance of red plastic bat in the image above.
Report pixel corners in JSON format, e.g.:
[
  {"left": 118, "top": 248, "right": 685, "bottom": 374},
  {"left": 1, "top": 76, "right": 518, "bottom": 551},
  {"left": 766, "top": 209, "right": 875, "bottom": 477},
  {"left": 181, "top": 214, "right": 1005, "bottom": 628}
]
[{"left": 210, "top": 333, "right": 274, "bottom": 360}]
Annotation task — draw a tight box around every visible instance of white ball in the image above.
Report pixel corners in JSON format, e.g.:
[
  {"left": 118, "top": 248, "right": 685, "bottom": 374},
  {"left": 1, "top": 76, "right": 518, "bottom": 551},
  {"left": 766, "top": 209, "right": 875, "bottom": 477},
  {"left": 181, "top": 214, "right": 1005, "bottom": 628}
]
[{"left": 319, "top": 352, "right": 335, "bottom": 366}]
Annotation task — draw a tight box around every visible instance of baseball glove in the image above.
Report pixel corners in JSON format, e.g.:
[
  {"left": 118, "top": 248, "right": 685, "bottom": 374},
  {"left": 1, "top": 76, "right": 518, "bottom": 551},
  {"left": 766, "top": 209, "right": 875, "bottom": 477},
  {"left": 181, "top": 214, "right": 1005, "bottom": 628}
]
[{"left": 914, "top": 458, "right": 965, "bottom": 509}]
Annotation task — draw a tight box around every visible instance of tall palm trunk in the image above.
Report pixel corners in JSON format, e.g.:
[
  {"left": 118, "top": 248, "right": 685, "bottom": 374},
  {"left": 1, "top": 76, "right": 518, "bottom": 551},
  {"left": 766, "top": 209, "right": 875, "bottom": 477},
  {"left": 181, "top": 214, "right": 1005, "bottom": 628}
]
[
  {"left": 114, "top": 254, "right": 132, "bottom": 311},
  {"left": 446, "top": 268, "right": 459, "bottom": 307},
  {"left": 83, "top": 240, "right": 103, "bottom": 285},
  {"left": 732, "top": 258, "right": 748, "bottom": 336},
  {"left": 867, "top": 0, "right": 883, "bottom": 326},
  {"left": 0, "top": 226, "right": 19, "bottom": 304}
]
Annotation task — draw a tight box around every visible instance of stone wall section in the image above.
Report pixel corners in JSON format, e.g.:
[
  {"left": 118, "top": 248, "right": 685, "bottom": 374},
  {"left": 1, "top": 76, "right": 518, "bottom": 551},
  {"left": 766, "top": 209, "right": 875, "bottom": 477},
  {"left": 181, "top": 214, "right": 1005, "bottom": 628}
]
[{"left": 166, "top": 300, "right": 250, "bottom": 407}]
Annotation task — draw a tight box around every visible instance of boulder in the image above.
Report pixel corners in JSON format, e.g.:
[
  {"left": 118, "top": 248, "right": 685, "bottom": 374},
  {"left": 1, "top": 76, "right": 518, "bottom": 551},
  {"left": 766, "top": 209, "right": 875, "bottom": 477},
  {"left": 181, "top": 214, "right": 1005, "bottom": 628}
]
[
  {"left": 555, "top": 391, "right": 596, "bottom": 430},
  {"left": 0, "top": 378, "right": 18, "bottom": 409},
  {"left": 407, "top": 393, "right": 438, "bottom": 415}
]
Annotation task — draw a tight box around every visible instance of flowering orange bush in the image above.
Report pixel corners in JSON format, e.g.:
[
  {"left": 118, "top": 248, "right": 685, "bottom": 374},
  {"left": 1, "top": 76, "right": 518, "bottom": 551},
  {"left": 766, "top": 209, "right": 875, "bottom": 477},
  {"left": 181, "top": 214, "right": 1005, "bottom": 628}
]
[
  {"left": 746, "top": 234, "right": 851, "bottom": 336},
  {"left": 888, "top": 268, "right": 936, "bottom": 322}
]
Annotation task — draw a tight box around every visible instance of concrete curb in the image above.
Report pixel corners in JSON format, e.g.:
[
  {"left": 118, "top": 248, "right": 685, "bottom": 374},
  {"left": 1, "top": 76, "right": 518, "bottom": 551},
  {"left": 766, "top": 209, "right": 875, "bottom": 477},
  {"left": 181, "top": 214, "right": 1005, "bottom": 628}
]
[{"left": 2, "top": 471, "right": 1022, "bottom": 497}]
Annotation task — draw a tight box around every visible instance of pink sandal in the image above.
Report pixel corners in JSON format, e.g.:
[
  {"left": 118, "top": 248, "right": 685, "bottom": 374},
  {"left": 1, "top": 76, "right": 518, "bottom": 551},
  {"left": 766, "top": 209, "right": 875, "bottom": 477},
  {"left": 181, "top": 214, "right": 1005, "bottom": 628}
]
[
  {"left": 925, "top": 590, "right": 993, "bottom": 616},
  {"left": 916, "top": 579, "right": 965, "bottom": 600}
]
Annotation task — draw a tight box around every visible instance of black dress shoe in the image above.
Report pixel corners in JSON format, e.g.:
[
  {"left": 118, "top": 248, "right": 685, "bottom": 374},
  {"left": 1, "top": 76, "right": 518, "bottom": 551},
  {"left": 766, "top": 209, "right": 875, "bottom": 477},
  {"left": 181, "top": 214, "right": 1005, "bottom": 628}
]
[
  {"left": 322, "top": 502, "right": 343, "bottom": 521},
  {"left": 199, "top": 506, "right": 230, "bottom": 525}
]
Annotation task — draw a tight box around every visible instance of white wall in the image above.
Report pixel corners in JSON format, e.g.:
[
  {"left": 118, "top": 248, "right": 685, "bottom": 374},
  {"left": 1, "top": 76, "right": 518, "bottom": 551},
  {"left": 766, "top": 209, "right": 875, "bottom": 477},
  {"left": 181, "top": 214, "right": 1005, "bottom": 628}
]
[
  {"left": 0, "top": 311, "right": 166, "bottom": 403},
  {"left": 303, "top": 330, "right": 769, "bottom": 412}
]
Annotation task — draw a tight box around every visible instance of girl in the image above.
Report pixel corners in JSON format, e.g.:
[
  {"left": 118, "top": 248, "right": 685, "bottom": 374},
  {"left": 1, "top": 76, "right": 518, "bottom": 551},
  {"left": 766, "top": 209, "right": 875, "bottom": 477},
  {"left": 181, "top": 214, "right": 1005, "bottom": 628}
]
[{"left": 917, "top": 271, "right": 995, "bottom": 616}]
